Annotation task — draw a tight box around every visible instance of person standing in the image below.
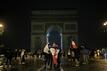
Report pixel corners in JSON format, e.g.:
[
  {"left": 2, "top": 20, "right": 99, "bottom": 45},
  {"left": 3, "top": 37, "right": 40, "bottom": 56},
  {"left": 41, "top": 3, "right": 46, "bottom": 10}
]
[
  {"left": 20, "top": 49, "right": 25, "bottom": 64},
  {"left": 50, "top": 42, "right": 60, "bottom": 68},
  {"left": 70, "top": 40, "right": 80, "bottom": 66},
  {"left": 5, "top": 48, "right": 13, "bottom": 65},
  {"left": 43, "top": 43, "right": 51, "bottom": 68},
  {"left": 80, "top": 46, "right": 89, "bottom": 64}
]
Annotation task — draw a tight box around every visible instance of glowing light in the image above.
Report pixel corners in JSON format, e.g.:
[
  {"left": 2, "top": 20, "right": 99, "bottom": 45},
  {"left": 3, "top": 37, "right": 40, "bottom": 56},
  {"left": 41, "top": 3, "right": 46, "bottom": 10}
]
[
  {"left": 0, "top": 24, "right": 3, "bottom": 28},
  {"left": 0, "top": 23, "right": 4, "bottom": 34},
  {"left": 103, "top": 22, "right": 107, "bottom": 26}
]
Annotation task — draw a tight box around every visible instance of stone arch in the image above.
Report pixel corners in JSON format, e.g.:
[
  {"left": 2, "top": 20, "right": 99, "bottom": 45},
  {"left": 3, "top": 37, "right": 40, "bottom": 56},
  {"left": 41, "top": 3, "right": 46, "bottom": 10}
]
[{"left": 46, "top": 25, "right": 62, "bottom": 49}]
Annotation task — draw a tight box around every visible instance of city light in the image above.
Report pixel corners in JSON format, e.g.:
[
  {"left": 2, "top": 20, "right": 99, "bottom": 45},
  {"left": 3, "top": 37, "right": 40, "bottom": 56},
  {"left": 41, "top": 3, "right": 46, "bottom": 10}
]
[
  {"left": 0, "top": 23, "right": 4, "bottom": 34},
  {"left": 0, "top": 23, "right": 4, "bottom": 48},
  {"left": 103, "top": 21, "right": 107, "bottom": 26},
  {"left": 102, "top": 21, "right": 107, "bottom": 32},
  {"left": 0, "top": 24, "right": 3, "bottom": 28}
]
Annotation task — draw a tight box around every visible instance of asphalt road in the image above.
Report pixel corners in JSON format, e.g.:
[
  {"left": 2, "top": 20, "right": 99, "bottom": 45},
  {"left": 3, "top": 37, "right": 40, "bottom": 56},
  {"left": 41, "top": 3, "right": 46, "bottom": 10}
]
[{"left": 2, "top": 57, "right": 107, "bottom": 71}]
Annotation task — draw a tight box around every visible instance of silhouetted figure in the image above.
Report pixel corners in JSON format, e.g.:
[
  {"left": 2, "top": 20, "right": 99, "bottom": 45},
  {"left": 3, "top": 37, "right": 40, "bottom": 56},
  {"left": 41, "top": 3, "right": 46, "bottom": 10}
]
[
  {"left": 5, "top": 48, "right": 13, "bottom": 65},
  {"left": 14, "top": 49, "right": 18, "bottom": 60}
]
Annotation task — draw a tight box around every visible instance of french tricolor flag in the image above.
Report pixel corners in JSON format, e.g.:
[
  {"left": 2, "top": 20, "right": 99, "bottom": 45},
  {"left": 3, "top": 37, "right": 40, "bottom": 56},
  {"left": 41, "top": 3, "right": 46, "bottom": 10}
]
[{"left": 71, "top": 40, "right": 77, "bottom": 49}]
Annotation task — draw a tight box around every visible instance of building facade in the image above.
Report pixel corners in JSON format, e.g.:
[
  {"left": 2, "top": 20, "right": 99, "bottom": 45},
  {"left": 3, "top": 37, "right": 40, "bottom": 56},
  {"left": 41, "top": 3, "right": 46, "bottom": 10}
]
[{"left": 31, "top": 10, "right": 78, "bottom": 52}]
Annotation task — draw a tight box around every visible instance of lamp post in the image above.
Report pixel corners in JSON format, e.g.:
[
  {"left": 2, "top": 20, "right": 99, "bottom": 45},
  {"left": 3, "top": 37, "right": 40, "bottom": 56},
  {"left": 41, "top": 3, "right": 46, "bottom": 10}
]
[
  {"left": 0, "top": 24, "right": 4, "bottom": 34},
  {"left": 0, "top": 23, "right": 4, "bottom": 47},
  {"left": 103, "top": 21, "right": 107, "bottom": 32}
]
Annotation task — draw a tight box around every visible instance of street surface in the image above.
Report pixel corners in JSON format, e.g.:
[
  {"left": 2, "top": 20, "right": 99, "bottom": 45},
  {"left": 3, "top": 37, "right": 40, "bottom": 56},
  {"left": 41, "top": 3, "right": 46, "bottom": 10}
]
[{"left": 1, "top": 57, "right": 107, "bottom": 71}]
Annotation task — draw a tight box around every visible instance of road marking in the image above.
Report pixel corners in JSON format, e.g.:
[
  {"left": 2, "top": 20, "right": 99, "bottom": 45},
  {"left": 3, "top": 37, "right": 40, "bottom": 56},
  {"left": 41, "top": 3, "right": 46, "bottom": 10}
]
[
  {"left": 37, "top": 65, "right": 64, "bottom": 71},
  {"left": 37, "top": 65, "right": 45, "bottom": 71},
  {"left": 60, "top": 66, "right": 64, "bottom": 71}
]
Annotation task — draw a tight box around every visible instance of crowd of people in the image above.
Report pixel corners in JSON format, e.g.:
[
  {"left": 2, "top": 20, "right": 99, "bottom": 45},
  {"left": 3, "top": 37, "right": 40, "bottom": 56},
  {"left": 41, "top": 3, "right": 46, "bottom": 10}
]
[
  {"left": 0, "top": 41, "right": 91, "bottom": 69},
  {"left": 67, "top": 45, "right": 90, "bottom": 67},
  {"left": 2, "top": 48, "right": 38, "bottom": 68},
  {"left": 42, "top": 41, "right": 93, "bottom": 69},
  {"left": 1, "top": 41, "right": 106, "bottom": 70}
]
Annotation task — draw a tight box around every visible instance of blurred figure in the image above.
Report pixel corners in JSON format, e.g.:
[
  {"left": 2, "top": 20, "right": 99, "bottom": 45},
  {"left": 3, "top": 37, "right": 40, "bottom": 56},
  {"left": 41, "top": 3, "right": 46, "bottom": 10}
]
[
  {"left": 73, "top": 48, "right": 80, "bottom": 67},
  {"left": 5, "top": 48, "right": 13, "bottom": 65},
  {"left": 94, "top": 51, "right": 97, "bottom": 58},
  {"left": 33, "top": 51, "right": 37, "bottom": 64},
  {"left": 16, "top": 49, "right": 21, "bottom": 64},
  {"left": 14, "top": 49, "right": 18, "bottom": 60},
  {"left": 80, "top": 46, "right": 89, "bottom": 64},
  {"left": 70, "top": 40, "right": 80, "bottom": 66},
  {"left": 50, "top": 42, "right": 60, "bottom": 68},
  {"left": 89, "top": 49, "right": 95, "bottom": 61},
  {"left": 96, "top": 49, "right": 101, "bottom": 59},
  {"left": 71, "top": 50, "right": 75, "bottom": 62},
  {"left": 43, "top": 43, "right": 51, "bottom": 69},
  {"left": 20, "top": 49, "right": 25, "bottom": 64},
  {"left": 67, "top": 49, "right": 71, "bottom": 61}
]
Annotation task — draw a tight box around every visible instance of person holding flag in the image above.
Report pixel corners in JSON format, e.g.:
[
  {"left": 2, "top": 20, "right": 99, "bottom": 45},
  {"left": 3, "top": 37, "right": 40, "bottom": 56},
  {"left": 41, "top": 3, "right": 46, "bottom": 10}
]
[
  {"left": 50, "top": 42, "right": 60, "bottom": 68},
  {"left": 71, "top": 40, "right": 78, "bottom": 49},
  {"left": 70, "top": 40, "right": 80, "bottom": 67}
]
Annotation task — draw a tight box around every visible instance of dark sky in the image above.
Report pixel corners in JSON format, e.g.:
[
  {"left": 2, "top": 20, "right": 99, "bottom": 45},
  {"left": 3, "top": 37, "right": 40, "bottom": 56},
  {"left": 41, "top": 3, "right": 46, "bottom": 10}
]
[{"left": 0, "top": 0, "right": 107, "bottom": 49}]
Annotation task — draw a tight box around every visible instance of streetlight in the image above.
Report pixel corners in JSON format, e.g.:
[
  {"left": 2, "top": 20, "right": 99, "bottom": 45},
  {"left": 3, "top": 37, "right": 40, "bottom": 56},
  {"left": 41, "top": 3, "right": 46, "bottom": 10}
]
[
  {"left": 103, "top": 21, "right": 107, "bottom": 32},
  {"left": 103, "top": 21, "right": 107, "bottom": 26},
  {"left": 0, "top": 23, "right": 4, "bottom": 35},
  {"left": 0, "top": 23, "right": 4, "bottom": 47}
]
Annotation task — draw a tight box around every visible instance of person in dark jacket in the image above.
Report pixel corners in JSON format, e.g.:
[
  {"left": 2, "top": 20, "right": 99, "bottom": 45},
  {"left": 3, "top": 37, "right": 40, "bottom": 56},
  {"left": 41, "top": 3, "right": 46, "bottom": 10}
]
[{"left": 5, "top": 48, "right": 13, "bottom": 65}]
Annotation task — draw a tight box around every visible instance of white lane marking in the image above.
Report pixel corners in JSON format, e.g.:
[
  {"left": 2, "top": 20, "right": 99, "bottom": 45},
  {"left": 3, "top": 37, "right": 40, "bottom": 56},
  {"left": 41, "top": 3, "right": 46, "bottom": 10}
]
[
  {"left": 60, "top": 66, "right": 64, "bottom": 71},
  {"left": 37, "top": 65, "right": 45, "bottom": 71},
  {"left": 37, "top": 65, "right": 64, "bottom": 71}
]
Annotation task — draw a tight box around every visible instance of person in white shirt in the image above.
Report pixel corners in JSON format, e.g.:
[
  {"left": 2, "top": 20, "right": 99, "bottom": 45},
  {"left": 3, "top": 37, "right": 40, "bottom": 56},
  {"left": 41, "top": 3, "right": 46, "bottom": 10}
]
[{"left": 43, "top": 43, "right": 51, "bottom": 68}]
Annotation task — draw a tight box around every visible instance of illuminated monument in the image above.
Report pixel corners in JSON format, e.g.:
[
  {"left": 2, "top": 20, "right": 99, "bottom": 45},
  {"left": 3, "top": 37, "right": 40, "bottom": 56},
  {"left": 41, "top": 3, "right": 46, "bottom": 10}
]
[{"left": 31, "top": 10, "right": 78, "bottom": 52}]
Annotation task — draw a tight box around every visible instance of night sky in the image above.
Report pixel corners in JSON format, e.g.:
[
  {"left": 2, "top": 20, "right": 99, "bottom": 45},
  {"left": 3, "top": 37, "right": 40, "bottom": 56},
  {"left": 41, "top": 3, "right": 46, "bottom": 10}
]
[{"left": 0, "top": 0, "right": 107, "bottom": 49}]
